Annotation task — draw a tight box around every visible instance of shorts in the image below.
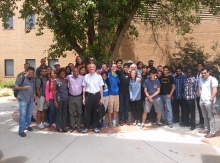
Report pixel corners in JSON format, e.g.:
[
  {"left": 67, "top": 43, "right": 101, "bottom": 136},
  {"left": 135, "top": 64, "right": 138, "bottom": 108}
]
[
  {"left": 37, "top": 96, "right": 48, "bottom": 111},
  {"left": 144, "top": 97, "right": 161, "bottom": 113},
  {"left": 108, "top": 95, "right": 119, "bottom": 113}
]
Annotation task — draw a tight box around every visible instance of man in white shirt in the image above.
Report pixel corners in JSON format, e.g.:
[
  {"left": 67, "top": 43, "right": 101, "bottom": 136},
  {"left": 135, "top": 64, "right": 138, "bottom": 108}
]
[
  {"left": 82, "top": 63, "right": 104, "bottom": 133},
  {"left": 199, "top": 68, "right": 218, "bottom": 138}
]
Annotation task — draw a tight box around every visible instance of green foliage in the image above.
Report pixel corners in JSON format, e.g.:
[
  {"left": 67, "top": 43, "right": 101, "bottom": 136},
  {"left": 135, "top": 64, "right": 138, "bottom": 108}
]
[
  {"left": 0, "top": 81, "right": 15, "bottom": 89},
  {"left": 1, "top": 0, "right": 220, "bottom": 61},
  {"left": 169, "top": 37, "right": 220, "bottom": 80}
]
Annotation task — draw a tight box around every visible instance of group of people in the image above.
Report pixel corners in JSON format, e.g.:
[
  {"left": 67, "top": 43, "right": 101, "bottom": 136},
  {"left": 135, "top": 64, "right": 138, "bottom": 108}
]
[{"left": 14, "top": 56, "right": 219, "bottom": 139}]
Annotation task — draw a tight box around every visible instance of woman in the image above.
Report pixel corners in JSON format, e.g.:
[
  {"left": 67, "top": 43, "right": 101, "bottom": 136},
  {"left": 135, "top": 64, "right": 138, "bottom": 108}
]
[
  {"left": 45, "top": 70, "right": 56, "bottom": 128},
  {"left": 101, "top": 72, "right": 110, "bottom": 128},
  {"left": 47, "top": 66, "right": 52, "bottom": 79},
  {"left": 136, "top": 61, "right": 143, "bottom": 74},
  {"left": 130, "top": 64, "right": 141, "bottom": 79},
  {"left": 129, "top": 70, "right": 142, "bottom": 126},
  {"left": 80, "top": 66, "right": 87, "bottom": 76},
  {"left": 53, "top": 68, "right": 69, "bottom": 132},
  {"left": 65, "top": 66, "right": 72, "bottom": 76},
  {"left": 75, "top": 56, "right": 85, "bottom": 70}
]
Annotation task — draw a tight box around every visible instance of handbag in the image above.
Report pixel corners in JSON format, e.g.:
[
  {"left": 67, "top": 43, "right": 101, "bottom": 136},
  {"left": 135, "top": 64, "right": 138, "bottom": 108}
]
[
  {"left": 210, "top": 77, "right": 220, "bottom": 116},
  {"left": 97, "top": 104, "right": 106, "bottom": 120}
]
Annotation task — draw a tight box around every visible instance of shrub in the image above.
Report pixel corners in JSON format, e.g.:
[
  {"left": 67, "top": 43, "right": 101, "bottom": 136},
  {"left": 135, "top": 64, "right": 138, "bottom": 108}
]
[{"left": 0, "top": 81, "right": 15, "bottom": 89}]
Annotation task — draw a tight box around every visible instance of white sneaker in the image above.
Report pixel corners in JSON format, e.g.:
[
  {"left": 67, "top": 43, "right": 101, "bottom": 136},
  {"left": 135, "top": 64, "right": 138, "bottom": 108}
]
[
  {"left": 133, "top": 121, "right": 137, "bottom": 126},
  {"left": 112, "top": 119, "right": 116, "bottom": 126},
  {"left": 43, "top": 122, "right": 50, "bottom": 127},
  {"left": 137, "top": 122, "right": 141, "bottom": 126},
  {"left": 37, "top": 123, "right": 44, "bottom": 129}
]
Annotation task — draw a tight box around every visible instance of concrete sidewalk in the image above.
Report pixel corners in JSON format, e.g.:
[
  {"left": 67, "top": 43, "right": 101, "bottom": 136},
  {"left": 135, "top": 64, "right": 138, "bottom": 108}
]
[{"left": 0, "top": 96, "right": 220, "bottom": 163}]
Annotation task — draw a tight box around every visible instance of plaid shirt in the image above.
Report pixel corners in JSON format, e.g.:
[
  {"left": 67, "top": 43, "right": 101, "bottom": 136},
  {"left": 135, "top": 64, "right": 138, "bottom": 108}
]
[
  {"left": 173, "top": 74, "right": 186, "bottom": 99},
  {"left": 183, "top": 76, "right": 197, "bottom": 100}
]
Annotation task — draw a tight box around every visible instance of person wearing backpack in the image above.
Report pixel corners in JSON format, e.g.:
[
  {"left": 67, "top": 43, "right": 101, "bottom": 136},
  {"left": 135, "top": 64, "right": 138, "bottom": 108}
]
[
  {"left": 36, "top": 67, "right": 49, "bottom": 129},
  {"left": 14, "top": 67, "right": 36, "bottom": 137},
  {"left": 198, "top": 68, "right": 218, "bottom": 138}
]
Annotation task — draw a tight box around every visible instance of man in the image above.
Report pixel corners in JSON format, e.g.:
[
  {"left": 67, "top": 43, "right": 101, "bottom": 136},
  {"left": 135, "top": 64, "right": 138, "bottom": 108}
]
[
  {"left": 68, "top": 63, "right": 75, "bottom": 72},
  {"left": 117, "top": 63, "right": 130, "bottom": 126},
  {"left": 159, "top": 66, "right": 175, "bottom": 128},
  {"left": 54, "top": 62, "right": 60, "bottom": 74},
  {"left": 101, "top": 63, "right": 109, "bottom": 73},
  {"left": 66, "top": 68, "right": 84, "bottom": 133},
  {"left": 148, "top": 59, "right": 157, "bottom": 72},
  {"left": 198, "top": 68, "right": 218, "bottom": 138},
  {"left": 183, "top": 69, "right": 197, "bottom": 130},
  {"left": 157, "top": 65, "right": 163, "bottom": 72},
  {"left": 141, "top": 70, "right": 162, "bottom": 128},
  {"left": 86, "top": 57, "right": 95, "bottom": 73},
  {"left": 17, "top": 63, "right": 30, "bottom": 78},
  {"left": 108, "top": 63, "right": 120, "bottom": 127},
  {"left": 116, "top": 59, "right": 123, "bottom": 71},
  {"left": 36, "top": 58, "right": 48, "bottom": 77},
  {"left": 196, "top": 63, "right": 205, "bottom": 128},
  {"left": 173, "top": 67, "right": 186, "bottom": 125},
  {"left": 14, "top": 67, "right": 36, "bottom": 137},
  {"left": 36, "top": 68, "right": 49, "bottom": 129},
  {"left": 82, "top": 63, "right": 104, "bottom": 133},
  {"left": 170, "top": 65, "right": 176, "bottom": 77}
]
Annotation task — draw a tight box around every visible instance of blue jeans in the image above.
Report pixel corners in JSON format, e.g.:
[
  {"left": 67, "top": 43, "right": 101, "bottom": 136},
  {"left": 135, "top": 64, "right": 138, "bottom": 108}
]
[
  {"left": 119, "top": 94, "right": 129, "bottom": 121},
  {"left": 160, "top": 95, "right": 173, "bottom": 125},
  {"left": 49, "top": 99, "right": 55, "bottom": 125},
  {"left": 18, "top": 99, "right": 34, "bottom": 133}
]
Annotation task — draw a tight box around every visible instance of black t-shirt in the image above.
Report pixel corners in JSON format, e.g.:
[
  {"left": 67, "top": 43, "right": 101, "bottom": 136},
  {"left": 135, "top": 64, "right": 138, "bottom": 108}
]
[
  {"left": 116, "top": 70, "right": 130, "bottom": 95},
  {"left": 159, "top": 75, "right": 175, "bottom": 95}
]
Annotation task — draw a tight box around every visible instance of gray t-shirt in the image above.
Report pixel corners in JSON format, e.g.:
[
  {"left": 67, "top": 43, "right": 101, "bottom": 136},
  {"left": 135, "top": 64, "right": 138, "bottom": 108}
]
[
  {"left": 36, "top": 76, "right": 48, "bottom": 96},
  {"left": 14, "top": 75, "right": 35, "bottom": 102}
]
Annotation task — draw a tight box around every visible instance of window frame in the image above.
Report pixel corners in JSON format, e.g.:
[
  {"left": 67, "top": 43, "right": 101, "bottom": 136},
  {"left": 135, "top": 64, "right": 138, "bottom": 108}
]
[
  {"left": 25, "top": 59, "right": 36, "bottom": 69},
  {"left": 25, "top": 14, "right": 36, "bottom": 29},
  {"left": 5, "top": 59, "right": 14, "bottom": 77},
  {"left": 4, "top": 16, "right": 13, "bottom": 30}
]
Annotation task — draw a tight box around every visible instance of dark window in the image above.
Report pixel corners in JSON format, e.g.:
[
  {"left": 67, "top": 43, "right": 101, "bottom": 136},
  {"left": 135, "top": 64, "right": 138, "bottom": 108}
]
[
  {"left": 4, "top": 16, "right": 13, "bottom": 29},
  {"left": 26, "top": 59, "right": 36, "bottom": 68},
  {"left": 5, "top": 60, "right": 14, "bottom": 76},
  {"left": 25, "top": 15, "right": 35, "bottom": 28},
  {"left": 48, "top": 59, "right": 58, "bottom": 70}
]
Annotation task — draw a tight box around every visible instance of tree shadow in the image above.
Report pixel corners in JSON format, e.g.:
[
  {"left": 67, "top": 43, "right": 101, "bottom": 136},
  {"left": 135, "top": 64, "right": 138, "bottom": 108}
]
[
  {"left": 201, "top": 154, "right": 220, "bottom": 163},
  {"left": 0, "top": 150, "right": 28, "bottom": 163}
]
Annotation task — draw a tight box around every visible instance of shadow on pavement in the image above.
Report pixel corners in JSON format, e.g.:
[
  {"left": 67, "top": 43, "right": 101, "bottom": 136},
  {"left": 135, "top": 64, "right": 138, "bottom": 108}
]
[
  {"left": 0, "top": 150, "right": 28, "bottom": 163},
  {"left": 201, "top": 154, "right": 220, "bottom": 163}
]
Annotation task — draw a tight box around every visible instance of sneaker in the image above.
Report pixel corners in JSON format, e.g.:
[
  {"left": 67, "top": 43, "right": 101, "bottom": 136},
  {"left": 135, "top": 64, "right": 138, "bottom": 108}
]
[
  {"left": 77, "top": 127, "right": 82, "bottom": 132},
  {"left": 19, "top": 132, "right": 26, "bottom": 137},
  {"left": 43, "top": 122, "right": 50, "bottom": 127},
  {"left": 51, "top": 123, "right": 56, "bottom": 128},
  {"left": 168, "top": 124, "right": 173, "bottom": 128},
  {"left": 140, "top": 124, "right": 144, "bottom": 129},
  {"left": 94, "top": 128, "right": 99, "bottom": 133},
  {"left": 137, "top": 122, "right": 141, "bottom": 126},
  {"left": 101, "top": 122, "right": 107, "bottom": 128},
  {"left": 70, "top": 127, "right": 75, "bottom": 133},
  {"left": 125, "top": 120, "right": 130, "bottom": 125},
  {"left": 37, "top": 123, "right": 44, "bottom": 129},
  {"left": 133, "top": 121, "right": 137, "bottom": 126},
  {"left": 25, "top": 127, "right": 33, "bottom": 131},
  {"left": 196, "top": 123, "right": 204, "bottom": 128},
  {"left": 82, "top": 128, "right": 89, "bottom": 134},
  {"left": 119, "top": 121, "right": 124, "bottom": 126},
  {"left": 112, "top": 119, "right": 116, "bottom": 126},
  {"left": 157, "top": 122, "right": 163, "bottom": 126}
]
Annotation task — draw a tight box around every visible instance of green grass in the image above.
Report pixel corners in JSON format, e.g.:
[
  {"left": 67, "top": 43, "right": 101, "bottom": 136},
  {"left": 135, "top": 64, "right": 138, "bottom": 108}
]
[{"left": 0, "top": 81, "right": 15, "bottom": 89}]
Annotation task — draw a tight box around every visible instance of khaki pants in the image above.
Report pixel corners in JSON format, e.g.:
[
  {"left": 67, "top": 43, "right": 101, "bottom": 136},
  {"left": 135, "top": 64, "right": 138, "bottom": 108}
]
[{"left": 108, "top": 95, "right": 119, "bottom": 113}]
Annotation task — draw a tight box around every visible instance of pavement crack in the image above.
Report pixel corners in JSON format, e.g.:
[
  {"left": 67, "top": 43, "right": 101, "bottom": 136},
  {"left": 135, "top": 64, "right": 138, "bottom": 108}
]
[
  {"left": 130, "top": 133, "right": 178, "bottom": 163},
  {"left": 48, "top": 136, "right": 79, "bottom": 163}
]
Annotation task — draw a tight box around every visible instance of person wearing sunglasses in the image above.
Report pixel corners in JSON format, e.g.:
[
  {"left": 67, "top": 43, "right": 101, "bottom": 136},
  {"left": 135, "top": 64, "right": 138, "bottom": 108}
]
[{"left": 86, "top": 57, "right": 95, "bottom": 73}]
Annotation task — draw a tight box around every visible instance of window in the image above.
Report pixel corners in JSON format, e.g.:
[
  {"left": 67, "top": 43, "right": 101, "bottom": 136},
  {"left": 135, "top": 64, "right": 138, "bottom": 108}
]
[
  {"left": 5, "top": 60, "right": 14, "bottom": 76},
  {"left": 26, "top": 59, "right": 36, "bottom": 68},
  {"left": 4, "top": 16, "right": 13, "bottom": 29},
  {"left": 25, "top": 14, "right": 35, "bottom": 28},
  {"left": 48, "top": 59, "right": 58, "bottom": 70}
]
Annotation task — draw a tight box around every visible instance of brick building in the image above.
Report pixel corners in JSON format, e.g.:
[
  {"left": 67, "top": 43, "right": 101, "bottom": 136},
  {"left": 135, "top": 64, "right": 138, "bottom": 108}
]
[{"left": 1, "top": 5, "right": 220, "bottom": 81}]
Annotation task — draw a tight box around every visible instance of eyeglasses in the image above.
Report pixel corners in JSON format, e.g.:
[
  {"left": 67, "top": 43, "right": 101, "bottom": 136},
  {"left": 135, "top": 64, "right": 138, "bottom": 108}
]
[{"left": 89, "top": 59, "right": 94, "bottom": 62}]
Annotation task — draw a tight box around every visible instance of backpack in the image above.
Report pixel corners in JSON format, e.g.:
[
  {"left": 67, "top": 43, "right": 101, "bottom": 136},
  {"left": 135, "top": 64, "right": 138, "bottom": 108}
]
[
  {"left": 36, "top": 77, "right": 43, "bottom": 89},
  {"left": 14, "top": 75, "right": 25, "bottom": 98}
]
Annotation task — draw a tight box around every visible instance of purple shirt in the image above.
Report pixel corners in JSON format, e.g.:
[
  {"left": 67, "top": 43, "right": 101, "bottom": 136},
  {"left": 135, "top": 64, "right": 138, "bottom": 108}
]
[{"left": 66, "top": 75, "right": 84, "bottom": 96}]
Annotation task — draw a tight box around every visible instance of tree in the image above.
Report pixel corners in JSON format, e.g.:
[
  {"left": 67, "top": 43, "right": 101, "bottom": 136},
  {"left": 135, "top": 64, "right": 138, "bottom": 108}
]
[
  {"left": 169, "top": 37, "right": 220, "bottom": 80},
  {"left": 1, "top": 0, "right": 220, "bottom": 61}
]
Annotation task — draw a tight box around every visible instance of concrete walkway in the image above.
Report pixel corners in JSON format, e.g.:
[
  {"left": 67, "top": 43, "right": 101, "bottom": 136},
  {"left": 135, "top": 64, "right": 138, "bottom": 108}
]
[{"left": 0, "top": 96, "right": 220, "bottom": 163}]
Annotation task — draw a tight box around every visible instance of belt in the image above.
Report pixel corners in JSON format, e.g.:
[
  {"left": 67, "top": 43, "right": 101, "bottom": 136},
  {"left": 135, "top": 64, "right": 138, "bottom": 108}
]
[
  {"left": 86, "top": 92, "right": 100, "bottom": 96},
  {"left": 69, "top": 94, "right": 82, "bottom": 97}
]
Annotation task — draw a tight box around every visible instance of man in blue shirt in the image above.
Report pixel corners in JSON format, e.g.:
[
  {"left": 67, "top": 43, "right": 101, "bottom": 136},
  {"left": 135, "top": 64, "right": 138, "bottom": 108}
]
[
  {"left": 108, "top": 63, "right": 119, "bottom": 127},
  {"left": 14, "top": 67, "right": 36, "bottom": 137},
  {"left": 173, "top": 67, "right": 186, "bottom": 126}
]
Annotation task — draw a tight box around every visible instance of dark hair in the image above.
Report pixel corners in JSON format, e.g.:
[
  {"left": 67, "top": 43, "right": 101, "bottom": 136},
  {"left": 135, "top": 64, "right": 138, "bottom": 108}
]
[
  {"left": 58, "top": 68, "right": 66, "bottom": 76},
  {"left": 130, "top": 70, "right": 137, "bottom": 78},
  {"left": 163, "top": 66, "right": 170, "bottom": 70},
  {"left": 142, "top": 65, "right": 147, "bottom": 69},
  {"left": 75, "top": 56, "right": 84, "bottom": 67},
  {"left": 80, "top": 66, "right": 86, "bottom": 71},
  {"left": 68, "top": 63, "right": 74, "bottom": 66},
  {"left": 40, "top": 67, "right": 47, "bottom": 72},
  {"left": 123, "top": 63, "right": 129, "bottom": 67},
  {"left": 116, "top": 59, "right": 123, "bottom": 64},
  {"left": 197, "top": 62, "right": 205, "bottom": 67},
  {"left": 24, "top": 63, "right": 30, "bottom": 66},
  {"left": 176, "top": 67, "right": 182, "bottom": 71},
  {"left": 157, "top": 70, "right": 163, "bottom": 74},
  {"left": 28, "top": 67, "right": 35, "bottom": 72},
  {"left": 41, "top": 58, "right": 46, "bottom": 61},
  {"left": 201, "top": 67, "right": 210, "bottom": 72},
  {"left": 111, "top": 63, "right": 117, "bottom": 67},
  {"left": 157, "top": 65, "right": 162, "bottom": 68},
  {"left": 136, "top": 61, "right": 143, "bottom": 66},
  {"left": 65, "top": 66, "right": 72, "bottom": 75},
  {"left": 149, "top": 70, "right": 156, "bottom": 74},
  {"left": 101, "top": 71, "right": 108, "bottom": 76},
  {"left": 47, "top": 66, "right": 52, "bottom": 70}
]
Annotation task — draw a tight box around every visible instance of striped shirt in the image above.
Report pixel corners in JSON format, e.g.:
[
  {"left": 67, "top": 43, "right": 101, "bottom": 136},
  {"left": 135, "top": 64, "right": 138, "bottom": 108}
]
[
  {"left": 183, "top": 76, "right": 197, "bottom": 100},
  {"left": 173, "top": 75, "right": 186, "bottom": 99}
]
